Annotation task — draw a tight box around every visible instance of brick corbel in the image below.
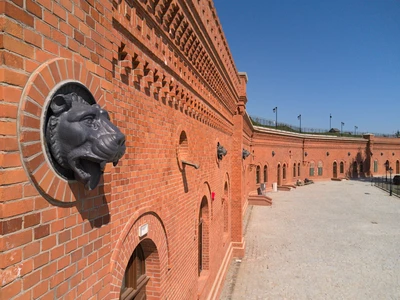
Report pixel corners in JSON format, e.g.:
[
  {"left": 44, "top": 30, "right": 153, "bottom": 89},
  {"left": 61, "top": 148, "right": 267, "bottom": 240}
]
[
  {"left": 153, "top": 70, "right": 163, "bottom": 89},
  {"left": 143, "top": 62, "right": 153, "bottom": 87},
  {"left": 159, "top": 75, "right": 171, "bottom": 97},
  {"left": 132, "top": 54, "right": 144, "bottom": 82},
  {"left": 119, "top": 53, "right": 132, "bottom": 69}
]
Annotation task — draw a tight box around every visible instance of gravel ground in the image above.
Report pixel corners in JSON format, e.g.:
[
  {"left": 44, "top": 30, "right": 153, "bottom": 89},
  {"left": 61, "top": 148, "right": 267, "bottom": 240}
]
[{"left": 220, "top": 180, "right": 400, "bottom": 300}]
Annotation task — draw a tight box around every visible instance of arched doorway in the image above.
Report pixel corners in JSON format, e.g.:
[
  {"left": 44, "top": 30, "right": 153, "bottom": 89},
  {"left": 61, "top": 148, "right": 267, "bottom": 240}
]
[
  {"left": 333, "top": 162, "right": 338, "bottom": 178},
  {"left": 298, "top": 163, "right": 301, "bottom": 177},
  {"left": 277, "top": 164, "right": 281, "bottom": 186},
  {"left": 282, "top": 164, "right": 286, "bottom": 180},
  {"left": 293, "top": 163, "right": 296, "bottom": 178},
  {"left": 111, "top": 212, "right": 167, "bottom": 298},
  {"left": 263, "top": 165, "right": 268, "bottom": 183},
  {"left": 120, "top": 239, "right": 160, "bottom": 300}
]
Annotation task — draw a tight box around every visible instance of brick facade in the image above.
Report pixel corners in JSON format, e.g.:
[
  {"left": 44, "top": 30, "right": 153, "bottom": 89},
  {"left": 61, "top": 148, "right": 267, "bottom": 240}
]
[{"left": 1, "top": 1, "right": 399, "bottom": 299}]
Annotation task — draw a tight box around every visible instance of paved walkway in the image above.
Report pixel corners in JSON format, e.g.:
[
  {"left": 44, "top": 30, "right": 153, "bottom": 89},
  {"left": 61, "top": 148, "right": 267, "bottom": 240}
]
[{"left": 220, "top": 180, "right": 400, "bottom": 300}]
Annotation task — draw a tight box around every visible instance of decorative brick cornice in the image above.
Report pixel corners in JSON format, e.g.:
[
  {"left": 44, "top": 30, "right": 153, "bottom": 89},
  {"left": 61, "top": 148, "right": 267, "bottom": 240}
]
[{"left": 112, "top": 0, "right": 240, "bottom": 135}]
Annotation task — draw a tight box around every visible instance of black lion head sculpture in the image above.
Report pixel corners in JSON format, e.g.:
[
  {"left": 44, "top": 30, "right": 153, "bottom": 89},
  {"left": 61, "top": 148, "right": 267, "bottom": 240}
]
[
  {"left": 46, "top": 92, "right": 126, "bottom": 190},
  {"left": 217, "top": 142, "right": 227, "bottom": 160}
]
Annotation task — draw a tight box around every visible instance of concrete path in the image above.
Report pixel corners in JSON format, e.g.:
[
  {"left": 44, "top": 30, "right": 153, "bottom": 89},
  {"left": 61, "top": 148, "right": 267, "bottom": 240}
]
[{"left": 220, "top": 180, "right": 400, "bottom": 300}]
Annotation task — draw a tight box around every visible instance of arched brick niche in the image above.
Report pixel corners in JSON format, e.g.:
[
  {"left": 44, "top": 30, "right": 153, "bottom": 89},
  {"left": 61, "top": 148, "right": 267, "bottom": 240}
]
[
  {"left": 109, "top": 211, "right": 169, "bottom": 299},
  {"left": 196, "top": 182, "right": 212, "bottom": 276},
  {"left": 18, "top": 58, "right": 105, "bottom": 202},
  {"left": 223, "top": 172, "right": 230, "bottom": 235}
]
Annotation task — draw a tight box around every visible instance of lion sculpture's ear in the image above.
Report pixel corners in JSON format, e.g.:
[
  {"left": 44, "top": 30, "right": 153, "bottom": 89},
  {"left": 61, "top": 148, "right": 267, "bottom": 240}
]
[{"left": 50, "top": 94, "right": 73, "bottom": 115}]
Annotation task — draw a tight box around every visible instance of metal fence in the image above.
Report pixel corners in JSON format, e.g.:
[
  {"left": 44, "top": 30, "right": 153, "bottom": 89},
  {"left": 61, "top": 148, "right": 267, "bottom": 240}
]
[
  {"left": 250, "top": 115, "right": 400, "bottom": 138},
  {"left": 372, "top": 177, "right": 400, "bottom": 197}
]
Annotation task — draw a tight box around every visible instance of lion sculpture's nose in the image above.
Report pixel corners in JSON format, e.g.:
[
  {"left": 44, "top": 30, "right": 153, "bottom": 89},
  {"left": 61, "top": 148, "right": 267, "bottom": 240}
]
[{"left": 116, "top": 133, "right": 125, "bottom": 147}]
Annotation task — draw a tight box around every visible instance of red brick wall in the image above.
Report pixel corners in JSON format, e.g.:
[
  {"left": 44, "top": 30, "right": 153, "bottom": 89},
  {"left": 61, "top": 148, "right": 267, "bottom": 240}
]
[
  {"left": 1, "top": 1, "right": 399, "bottom": 300},
  {"left": 246, "top": 128, "right": 400, "bottom": 195},
  {"left": 1, "top": 0, "right": 243, "bottom": 299}
]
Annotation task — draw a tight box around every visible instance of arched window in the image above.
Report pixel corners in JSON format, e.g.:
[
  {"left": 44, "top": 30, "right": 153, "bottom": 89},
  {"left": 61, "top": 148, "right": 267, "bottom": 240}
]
[
  {"left": 374, "top": 160, "right": 378, "bottom": 173},
  {"left": 198, "top": 197, "right": 209, "bottom": 275},
  {"left": 340, "top": 161, "right": 344, "bottom": 174},
  {"left": 283, "top": 164, "right": 286, "bottom": 180},
  {"left": 293, "top": 163, "right": 296, "bottom": 177},
  {"left": 277, "top": 164, "right": 281, "bottom": 186},
  {"left": 256, "top": 166, "right": 260, "bottom": 184},
  {"left": 309, "top": 162, "right": 315, "bottom": 176},
  {"left": 318, "top": 161, "right": 323, "bottom": 176},
  {"left": 178, "top": 131, "right": 188, "bottom": 160},
  {"left": 120, "top": 244, "right": 148, "bottom": 299},
  {"left": 263, "top": 165, "right": 268, "bottom": 183},
  {"left": 333, "top": 162, "right": 338, "bottom": 178},
  {"left": 298, "top": 163, "right": 301, "bottom": 177}
]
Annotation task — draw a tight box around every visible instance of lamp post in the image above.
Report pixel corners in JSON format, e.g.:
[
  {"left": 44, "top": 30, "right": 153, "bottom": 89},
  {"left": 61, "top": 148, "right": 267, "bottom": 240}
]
[
  {"left": 385, "top": 161, "right": 389, "bottom": 182},
  {"left": 330, "top": 114, "right": 332, "bottom": 130},
  {"left": 341, "top": 122, "right": 345, "bottom": 136},
  {"left": 354, "top": 125, "right": 358, "bottom": 135},
  {"left": 273, "top": 107, "right": 278, "bottom": 129},
  {"left": 389, "top": 167, "right": 393, "bottom": 196},
  {"left": 298, "top": 114, "right": 301, "bottom": 133}
]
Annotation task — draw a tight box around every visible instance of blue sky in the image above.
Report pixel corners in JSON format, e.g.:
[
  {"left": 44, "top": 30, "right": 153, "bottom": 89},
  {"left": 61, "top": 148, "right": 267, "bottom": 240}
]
[{"left": 213, "top": 0, "right": 400, "bottom": 134}]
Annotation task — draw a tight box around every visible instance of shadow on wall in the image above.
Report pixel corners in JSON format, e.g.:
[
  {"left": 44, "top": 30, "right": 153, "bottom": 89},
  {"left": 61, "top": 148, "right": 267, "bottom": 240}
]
[
  {"left": 71, "top": 183, "right": 110, "bottom": 229},
  {"left": 348, "top": 148, "right": 370, "bottom": 179},
  {"left": 42, "top": 180, "right": 111, "bottom": 230},
  {"left": 181, "top": 165, "right": 189, "bottom": 193}
]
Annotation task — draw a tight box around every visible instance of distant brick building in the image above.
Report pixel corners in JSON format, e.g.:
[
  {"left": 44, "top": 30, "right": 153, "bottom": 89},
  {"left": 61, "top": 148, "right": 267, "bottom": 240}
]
[{"left": 1, "top": 0, "right": 399, "bottom": 299}]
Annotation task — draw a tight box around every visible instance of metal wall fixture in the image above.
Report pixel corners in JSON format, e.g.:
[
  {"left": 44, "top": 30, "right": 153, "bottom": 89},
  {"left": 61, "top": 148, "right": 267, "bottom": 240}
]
[
  {"left": 248, "top": 164, "right": 258, "bottom": 171},
  {"left": 217, "top": 142, "right": 227, "bottom": 160},
  {"left": 304, "top": 152, "right": 308, "bottom": 157},
  {"left": 44, "top": 84, "right": 126, "bottom": 190},
  {"left": 348, "top": 152, "right": 351, "bottom": 156},
  {"left": 182, "top": 160, "right": 200, "bottom": 169},
  {"left": 389, "top": 167, "right": 393, "bottom": 196},
  {"left": 242, "top": 149, "right": 251, "bottom": 159},
  {"left": 326, "top": 151, "right": 330, "bottom": 156},
  {"left": 272, "top": 151, "right": 275, "bottom": 157}
]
